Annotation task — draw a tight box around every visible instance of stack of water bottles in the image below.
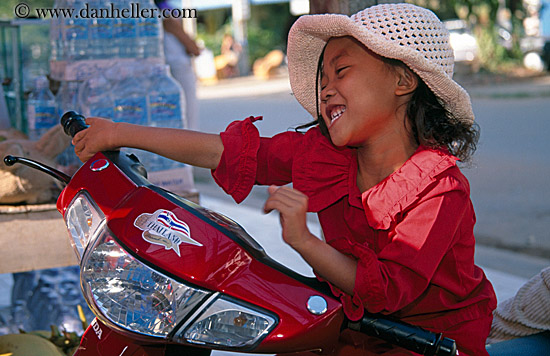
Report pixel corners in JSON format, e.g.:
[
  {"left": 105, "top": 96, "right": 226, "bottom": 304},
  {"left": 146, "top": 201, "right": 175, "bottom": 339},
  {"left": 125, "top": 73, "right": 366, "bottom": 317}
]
[
  {"left": 27, "top": 0, "right": 191, "bottom": 174},
  {"left": 26, "top": 75, "right": 84, "bottom": 172},
  {"left": 19, "top": 0, "right": 191, "bottom": 337},
  {"left": 10, "top": 266, "right": 94, "bottom": 334},
  {"left": 28, "top": 0, "right": 166, "bottom": 171},
  {"left": 27, "top": 62, "right": 188, "bottom": 173},
  {"left": 50, "top": 0, "right": 163, "bottom": 62},
  {"left": 78, "top": 61, "right": 187, "bottom": 171}
]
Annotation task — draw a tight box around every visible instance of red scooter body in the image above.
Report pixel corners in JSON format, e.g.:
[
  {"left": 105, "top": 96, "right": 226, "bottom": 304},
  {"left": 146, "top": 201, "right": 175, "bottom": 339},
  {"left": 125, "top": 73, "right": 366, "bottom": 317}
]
[
  {"left": 57, "top": 151, "right": 344, "bottom": 355},
  {"left": 4, "top": 111, "right": 457, "bottom": 356}
]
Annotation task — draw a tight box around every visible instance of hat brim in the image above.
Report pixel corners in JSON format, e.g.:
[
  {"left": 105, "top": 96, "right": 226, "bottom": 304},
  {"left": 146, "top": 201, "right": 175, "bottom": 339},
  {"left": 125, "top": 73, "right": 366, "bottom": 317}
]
[{"left": 287, "top": 13, "right": 474, "bottom": 123}]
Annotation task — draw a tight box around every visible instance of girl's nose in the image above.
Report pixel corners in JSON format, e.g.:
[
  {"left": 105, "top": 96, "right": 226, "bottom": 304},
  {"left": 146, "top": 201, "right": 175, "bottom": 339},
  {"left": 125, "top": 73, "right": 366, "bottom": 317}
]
[{"left": 321, "top": 84, "right": 336, "bottom": 101}]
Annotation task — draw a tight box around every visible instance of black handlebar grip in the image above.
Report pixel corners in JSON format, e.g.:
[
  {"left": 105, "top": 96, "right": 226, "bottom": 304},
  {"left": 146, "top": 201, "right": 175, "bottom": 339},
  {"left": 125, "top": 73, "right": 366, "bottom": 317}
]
[
  {"left": 61, "top": 111, "right": 89, "bottom": 137},
  {"left": 4, "top": 155, "right": 17, "bottom": 166},
  {"left": 350, "top": 314, "right": 457, "bottom": 356}
]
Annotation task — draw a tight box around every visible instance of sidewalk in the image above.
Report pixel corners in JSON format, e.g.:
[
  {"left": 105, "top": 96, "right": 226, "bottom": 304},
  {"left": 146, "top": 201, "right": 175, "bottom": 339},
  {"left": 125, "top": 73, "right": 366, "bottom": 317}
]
[
  {"left": 197, "top": 73, "right": 291, "bottom": 100},
  {"left": 197, "top": 70, "right": 550, "bottom": 100},
  {"left": 458, "top": 72, "right": 550, "bottom": 98}
]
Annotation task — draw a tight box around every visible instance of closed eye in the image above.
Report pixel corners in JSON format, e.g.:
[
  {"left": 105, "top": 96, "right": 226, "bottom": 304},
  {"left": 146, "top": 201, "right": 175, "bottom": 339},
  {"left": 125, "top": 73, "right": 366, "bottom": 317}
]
[{"left": 336, "top": 66, "right": 349, "bottom": 75}]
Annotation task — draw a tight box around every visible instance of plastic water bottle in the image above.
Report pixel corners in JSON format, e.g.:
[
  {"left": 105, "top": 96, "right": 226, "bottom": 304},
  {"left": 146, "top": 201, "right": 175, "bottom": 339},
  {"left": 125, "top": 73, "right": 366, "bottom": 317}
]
[
  {"left": 58, "top": 0, "right": 72, "bottom": 61},
  {"left": 56, "top": 81, "right": 82, "bottom": 170},
  {"left": 88, "top": 0, "right": 116, "bottom": 59},
  {"left": 109, "top": 65, "right": 149, "bottom": 166},
  {"left": 146, "top": 64, "right": 186, "bottom": 170},
  {"left": 114, "top": 0, "right": 138, "bottom": 58},
  {"left": 11, "top": 300, "right": 32, "bottom": 331},
  {"left": 112, "top": 65, "right": 148, "bottom": 126},
  {"left": 56, "top": 80, "right": 81, "bottom": 119},
  {"left": 26, "top": 76, "right": 58, "bottom": 141},
  {"left": 137, "top": 0, "right": 163, "bottom": 59},
  {"left": 148, "top": 64, "right": 185, "bottom": 128},
  {"left": 79, "top": 75, "right": 114, "bottom": 118},
  {"left": 63, "top": 0, "right": 90, "bottom": 60},
  {"left": 49, "top": 0, "right": 64, "bottom": 61}
]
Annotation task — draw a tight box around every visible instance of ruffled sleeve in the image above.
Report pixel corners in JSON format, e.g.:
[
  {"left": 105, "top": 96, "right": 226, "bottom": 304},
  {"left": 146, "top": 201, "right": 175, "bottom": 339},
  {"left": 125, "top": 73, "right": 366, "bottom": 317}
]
[
  {"left": 212, "top": 116, "right": 262, "bottom": 203},
  {"left": 212, "top": 118, "right": 356, "bottom": 210},
  {"left": 212, "top": 117, "right": 309, "bottom": 203}
]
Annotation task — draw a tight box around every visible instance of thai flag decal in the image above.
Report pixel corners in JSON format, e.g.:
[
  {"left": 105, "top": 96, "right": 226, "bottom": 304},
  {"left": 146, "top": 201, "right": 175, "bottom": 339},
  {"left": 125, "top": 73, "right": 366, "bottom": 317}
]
[
  {"left": 134, "top": 209, "right": 202, "bottom": 257},
  {"left": 157, "top": 211, "right": 190, "bottom": 236}
]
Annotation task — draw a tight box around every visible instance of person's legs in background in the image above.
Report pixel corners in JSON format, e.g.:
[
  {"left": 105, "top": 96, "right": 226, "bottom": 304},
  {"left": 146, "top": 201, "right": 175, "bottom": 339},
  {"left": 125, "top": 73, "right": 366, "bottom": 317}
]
[
  {"left": 486, "top": 331, "right": 550, "bottom": 356},
  {"left": 168, "top": 60, "right": 198, "bottom": 131}
]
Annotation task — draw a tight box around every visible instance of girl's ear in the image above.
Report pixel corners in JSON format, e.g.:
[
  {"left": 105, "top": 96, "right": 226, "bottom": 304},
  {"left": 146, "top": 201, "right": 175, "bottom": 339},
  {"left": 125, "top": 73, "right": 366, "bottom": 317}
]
[{"left": 394, "top": 66, "right": 418, "bottom": 96}]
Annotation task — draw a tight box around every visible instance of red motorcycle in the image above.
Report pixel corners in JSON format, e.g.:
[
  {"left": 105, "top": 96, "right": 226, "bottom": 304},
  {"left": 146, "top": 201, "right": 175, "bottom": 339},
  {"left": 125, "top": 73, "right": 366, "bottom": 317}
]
[{"left": 3, "top": 112, "right": 457, "bottom": 356}]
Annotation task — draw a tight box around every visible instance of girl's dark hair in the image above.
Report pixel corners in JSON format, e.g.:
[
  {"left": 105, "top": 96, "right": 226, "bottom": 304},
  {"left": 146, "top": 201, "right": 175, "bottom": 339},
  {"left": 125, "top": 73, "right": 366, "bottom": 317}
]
[
  {"left": 296, "top": 48, "right": 480, "bottom": 163},
  {"left": 404, "top": 71, "right": 479, "bottom": 163}
]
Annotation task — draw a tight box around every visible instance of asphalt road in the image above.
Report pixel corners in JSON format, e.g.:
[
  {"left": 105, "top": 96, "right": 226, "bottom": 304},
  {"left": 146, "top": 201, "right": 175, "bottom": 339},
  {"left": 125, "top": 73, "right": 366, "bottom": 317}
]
[{"left": 464, "top": 96, "right": 550, "bottom": 255}]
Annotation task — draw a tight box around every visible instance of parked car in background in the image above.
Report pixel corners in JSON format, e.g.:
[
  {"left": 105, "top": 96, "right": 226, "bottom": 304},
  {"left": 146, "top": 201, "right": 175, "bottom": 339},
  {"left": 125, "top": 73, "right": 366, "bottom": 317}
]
[{"left": 444, "top": 19, "right": 480, "bottom": 73}]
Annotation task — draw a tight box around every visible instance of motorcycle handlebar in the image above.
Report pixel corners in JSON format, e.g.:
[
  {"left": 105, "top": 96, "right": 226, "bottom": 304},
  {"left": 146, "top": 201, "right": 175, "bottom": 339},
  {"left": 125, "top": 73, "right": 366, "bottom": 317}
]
[
  {"left": 348, "top": 314, "right": 456, "bottom": 356},
  {"left": 61, "top": 111, "right": 89, "bottom": 137}
]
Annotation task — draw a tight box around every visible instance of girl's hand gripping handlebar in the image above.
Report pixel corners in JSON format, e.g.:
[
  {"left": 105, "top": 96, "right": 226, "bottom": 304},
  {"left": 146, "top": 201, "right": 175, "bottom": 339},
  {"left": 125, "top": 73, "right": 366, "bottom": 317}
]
[{"left": 61, "top": 111, "right": 89, "bottom": 138}]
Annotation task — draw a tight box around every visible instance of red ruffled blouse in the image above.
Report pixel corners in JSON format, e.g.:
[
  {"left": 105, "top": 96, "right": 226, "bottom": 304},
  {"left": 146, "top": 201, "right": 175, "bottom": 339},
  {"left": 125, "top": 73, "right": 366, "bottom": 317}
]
[{"left": 212, "top": 117, "right": 497, "bottom": 355}]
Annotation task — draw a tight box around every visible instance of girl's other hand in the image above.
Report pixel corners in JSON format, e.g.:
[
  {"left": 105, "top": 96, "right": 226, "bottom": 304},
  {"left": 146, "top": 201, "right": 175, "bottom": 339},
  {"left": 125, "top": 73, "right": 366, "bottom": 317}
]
[
  {"left": 72, "top": 117, "right": 119, "bottom": 162},
  {"left": 263, "top": 185, "right": 313, "bottom": 251},
  {"left": 264, "top": 185, "right": 358, "bottom": 294}
]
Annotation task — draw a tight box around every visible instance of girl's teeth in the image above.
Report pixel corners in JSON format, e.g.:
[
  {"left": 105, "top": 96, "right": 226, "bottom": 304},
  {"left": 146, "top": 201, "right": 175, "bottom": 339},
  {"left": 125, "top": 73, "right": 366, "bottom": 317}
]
[{"left": 331, "top": 107, "right": 345, "bottom": 122}]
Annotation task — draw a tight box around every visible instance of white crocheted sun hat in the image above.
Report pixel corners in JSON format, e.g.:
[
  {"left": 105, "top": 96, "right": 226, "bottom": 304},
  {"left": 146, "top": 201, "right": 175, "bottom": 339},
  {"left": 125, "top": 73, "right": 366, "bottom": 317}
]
[{"left": 287, "top": 3, "right": 474, "bottom": 124}]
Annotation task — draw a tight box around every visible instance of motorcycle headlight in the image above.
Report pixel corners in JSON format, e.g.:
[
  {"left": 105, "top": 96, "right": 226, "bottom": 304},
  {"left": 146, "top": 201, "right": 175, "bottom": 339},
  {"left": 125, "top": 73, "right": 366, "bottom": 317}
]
[
  {"left": 64, "top": 192, "right": 105, "bottom": 259},
  {"left": 178, "top": 296, "right": 277, "bottom": 349},
  {"left": 81, "top": 231, "right": 210, "bottom": 337}
]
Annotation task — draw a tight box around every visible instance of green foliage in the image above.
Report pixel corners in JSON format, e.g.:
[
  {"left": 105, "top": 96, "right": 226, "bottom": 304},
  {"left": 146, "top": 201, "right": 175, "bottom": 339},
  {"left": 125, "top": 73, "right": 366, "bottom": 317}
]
[
  {"left": 196, "top": 3, "right": 296, "bottom": 70},
  {"left": 1, "top": 21, "right": 51, "bottom": 89},
  {"left": 0, "top": 0, "right": 54, "bottom": 76},
  {"left": 199, "top": 8, "right": 230, "bottom": 37},
  {"left": 247, "top": 23, "right": 282, "bottom": 65},
  {"left": 196, "top": 23, "right": 229, "bottom": 57},
  {"left": 197, "top": 22, "right": 281, "bottom": 66},
  {"left": 0, "top": 0, "right": 22, "bottom": 19},
  {"left": 476, "top": 26, "right": 513, "bottom": 71}
]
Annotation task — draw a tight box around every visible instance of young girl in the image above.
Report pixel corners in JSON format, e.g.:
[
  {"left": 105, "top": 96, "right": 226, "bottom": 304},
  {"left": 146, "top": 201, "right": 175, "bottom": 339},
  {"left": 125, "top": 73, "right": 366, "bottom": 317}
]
[{"left": 72, "top": 4, "right": 496, "bottom": 355}]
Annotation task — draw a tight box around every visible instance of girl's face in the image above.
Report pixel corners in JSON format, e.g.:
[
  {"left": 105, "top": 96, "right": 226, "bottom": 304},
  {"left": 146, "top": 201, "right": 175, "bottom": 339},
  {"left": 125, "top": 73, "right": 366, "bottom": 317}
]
[{"left": 320, "top": 37, "right": 410, "bottom": 148}]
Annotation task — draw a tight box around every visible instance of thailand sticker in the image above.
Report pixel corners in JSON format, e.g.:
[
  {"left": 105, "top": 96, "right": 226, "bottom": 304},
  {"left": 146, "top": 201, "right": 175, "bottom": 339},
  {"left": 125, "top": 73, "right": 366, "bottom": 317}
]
[{"left": 134, "top": 209, "right": 202, "bottom": 256}]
